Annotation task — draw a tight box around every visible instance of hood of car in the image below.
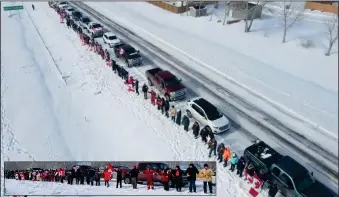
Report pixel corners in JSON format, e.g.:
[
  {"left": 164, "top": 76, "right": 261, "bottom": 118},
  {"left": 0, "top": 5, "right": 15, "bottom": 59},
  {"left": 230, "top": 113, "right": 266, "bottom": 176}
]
[
  {"left": 210, "top": 115, "right": 229, "bottom": 127},
  {"left": 108, "top": 39, "right": 121, "bottom": 44}
]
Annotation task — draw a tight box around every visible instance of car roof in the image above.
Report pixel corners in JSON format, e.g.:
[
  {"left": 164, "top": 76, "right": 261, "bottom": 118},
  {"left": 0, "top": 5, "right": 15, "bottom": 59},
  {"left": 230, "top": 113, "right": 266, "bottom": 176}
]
[
  {"left": 156, "top": 71, "right": 176, "bottom": 80},
  {"left": 275, "top": 156, "right": 309, "bottom": 178},
  {"left": 192, "top": 97, "right": 219, "bottom": 114},
  {"left": 104, "top": 32, "right": 116, "bottom": 37}
]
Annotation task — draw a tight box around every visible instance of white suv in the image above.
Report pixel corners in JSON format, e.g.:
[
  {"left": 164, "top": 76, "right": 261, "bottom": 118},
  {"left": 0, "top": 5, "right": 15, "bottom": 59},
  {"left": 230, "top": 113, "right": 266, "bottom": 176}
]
[
  {"left": 186, "top": 97, "right": 230, "bottom": 133},
  {"left": 103, "top": 32, "right": 121, "bottom": 48}
]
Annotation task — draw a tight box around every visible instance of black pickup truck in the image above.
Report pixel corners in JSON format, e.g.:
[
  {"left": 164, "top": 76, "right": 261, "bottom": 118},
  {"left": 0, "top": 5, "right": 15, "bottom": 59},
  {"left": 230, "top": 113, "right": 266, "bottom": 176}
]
[
  {"left": 244, "top": 141, "right": 336, "bottom": 197},
  {"left": 114, "top": 44, "right": 142, "bottom": 67}
]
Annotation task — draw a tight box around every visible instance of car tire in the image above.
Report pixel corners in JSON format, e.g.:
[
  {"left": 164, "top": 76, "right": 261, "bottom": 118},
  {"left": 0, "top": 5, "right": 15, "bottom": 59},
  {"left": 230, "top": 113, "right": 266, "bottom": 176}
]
[{"left": 186, "top": 110, "right": 192, "bottom": 118}]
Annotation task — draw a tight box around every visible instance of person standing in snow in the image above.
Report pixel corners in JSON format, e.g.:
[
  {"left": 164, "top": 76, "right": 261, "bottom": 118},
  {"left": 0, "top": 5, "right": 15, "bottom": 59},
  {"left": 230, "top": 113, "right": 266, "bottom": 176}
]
[
  {"left": 223, "top": 147, "right": 231, "bottom": 167},
  {"left": 161, "top": 169, "right": 170, "bottom": 191},
  {"left": 200, "top": 127, "right": 208, "bottom": 144},
  {"left": 88, "top": 168, "right": 95, "bottom": 186},
  {"left": 230, "top": 153, "right": 239, "bottom": 172},
  {"left": 104, "top": 169, "right": 111, "bottom": 187},
  {"left": 181, "top": 115, "right": 190, "bottom": 131},
  {"left": 170, "top": 106, "right": 177, "bottom": 122},
  {"left": 156, "top": 96, "right": 162, "bottom": 110},
  {"left": 176, "top": 110, "right": 182, "bottom": 125},
  {"left": 80, "top": 169, "right": 85, "bottom": 185},
  {"left": 192, "top": 121, "right": 199, "bottom": 138},
  {"left": 32, "top": 4, "right": 35, "bottom": 10},
  {"left": 164, "top": 100, "right": 170, "bottom": 118},
  {"left": 142, "top": 84, "right": 149, "bottom": 99},
  {"left": 217, "top": 143, "right": 225, "bottom": 163},
  {"left": 185, "top": 163, "right": 199, "bottom": 193},
  {"left": 94, "top": 171, "right": 101, "bottom": 186},
  {"left": 144, "top": 165, "right": 155, "bottom": 190},
  {"left": 173, "top": 166, "right": 183, "bottom": 192},
  {"left": 208, "top": 129, "right": 215, "bottom": 140},
  {"left": 116, "top": 168, "right": 123, "bottom": 188},
  {"left": 129, "top": 165, "right": 140, "bottom": 189},
  {"left": 208, "top": 138, "right": 217, "bottom": 158},
  {"left": 75, "top": 169, "right": 80, "bottom": 184},
  {"left": 199, "top": 164, "right": 214, "bottom": 194},
  {"left": 134, "top": 79, "right": 139, "bottom": 95},
  {"left": 161, "top": 98, "right": 166, "bottom": 114},
  {"left": 236, "top": 156, "right": 246, "bottom": 177}
]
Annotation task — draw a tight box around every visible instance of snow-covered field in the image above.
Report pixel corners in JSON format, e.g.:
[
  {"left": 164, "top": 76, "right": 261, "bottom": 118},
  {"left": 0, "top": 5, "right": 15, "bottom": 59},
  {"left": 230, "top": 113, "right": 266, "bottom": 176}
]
[
  {"left": 84, "top": 2, "right": 338, "bottom": 151},
  {"left": 5, "top": 179, "right": 214, "bottom": 195},
  {"left": 0, "top": 2, "right": 271, "bottom": 197}
]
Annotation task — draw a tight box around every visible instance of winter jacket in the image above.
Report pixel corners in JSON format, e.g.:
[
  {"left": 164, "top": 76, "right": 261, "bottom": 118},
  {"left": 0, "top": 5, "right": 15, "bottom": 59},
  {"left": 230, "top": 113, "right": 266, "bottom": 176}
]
[
  {"left": 129, "top": 169, "right": 140, "bottom": 178},
  {"left": 170, "top": 107, "right": 177, "bottom": 117},
  {"left": 142, "top": 85, "right": 148, "bottom": 93},
  {"left": 200, "top": 128, "right": 208, "bottom": 138},
  {"left": 88, "top": 170, "right": 95, "bottom": 178},
  {"left": 192, "top": 122, "right": 200, "bottom": 135},
  {"left": 104, "top": 171, "right": 111, "bottom": 181},
  {"left": 185, "top": 166, "right": 199, "bottom": 181},
  {"left": 161, "top": 173, "right": 169, "bottom": 183},
  {"left": 116, "top": 169, "right": 123, "bottom": 180},
  {"left": 208, "top": 139, "right": 217, "bottom": 149},
  {"left": 223, "top": 147, "right": 231, "bottom": 161},
  {"left": 174, "top": 169, "right": 183, "bottom": 184},
  {"left": 199, "top": 168, "right": 214, "bottom": 182},
  {"left": 164, "top": 101, "right": 170, "bottom": 111},
  {"left": 182, "top": 115, "right": 190, "bottom": 127},
  {"left": 230, "top": 155, "right": 239, "bottom": 165},
  {"left": 176, "top": 110, "right": 182, "bottom": 125},
  {"left": 94, "top": 172, "right": 100, "bottom": 181},
  {"left": 237, "top": 157, "right": 246, "bottom": 170},
  {"left": 217, "top": 143, "right": 225, "bottom": 153}
]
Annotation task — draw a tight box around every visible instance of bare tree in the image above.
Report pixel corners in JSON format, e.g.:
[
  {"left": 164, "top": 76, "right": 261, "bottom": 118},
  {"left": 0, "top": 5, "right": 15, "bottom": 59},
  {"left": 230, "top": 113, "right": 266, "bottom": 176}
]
[
  {"left": 324, "top": 14, "right": 338, "bottom": 56},
  {"left": 244, "top": 1, "right": 266, "bottom": 32},
  {"left": 210, "top": 1, "right": 218, "bottom": 21},
  {"left": 275, "top": 2, "right": 304, "bottom": 43}
]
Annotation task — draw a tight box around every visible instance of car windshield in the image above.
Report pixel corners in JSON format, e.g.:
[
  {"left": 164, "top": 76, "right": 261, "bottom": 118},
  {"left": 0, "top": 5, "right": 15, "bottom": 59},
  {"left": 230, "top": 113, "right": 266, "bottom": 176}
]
[
  {"left": 163, "top": 76, "right": 180, "bottom": 87},
  {"left": 67, "top": 8, "right": 74, "bottom": 11},
  {"left": 294, "top": 173, "right": 315, "bottom": 192},
  {"left": 108, "top": 36, "right": 117, "bottom": 40},
  {"left": 82, "top": 18, "right": 90, "bottom": 23},
  {"left": 92, "top": 24, "right": 102, "bottom": 29},
  {"left": 125, "top": 47, "right": 136, "bottom": 55},
  {"left": 198, "top": 99, "right": 223, "bottom": 120}
]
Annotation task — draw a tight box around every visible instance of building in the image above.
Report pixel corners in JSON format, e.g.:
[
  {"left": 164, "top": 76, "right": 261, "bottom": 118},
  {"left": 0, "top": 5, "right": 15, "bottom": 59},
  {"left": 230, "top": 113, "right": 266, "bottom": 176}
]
[{"left": 304, "top": 1, "right": 338, "bottom": 14}]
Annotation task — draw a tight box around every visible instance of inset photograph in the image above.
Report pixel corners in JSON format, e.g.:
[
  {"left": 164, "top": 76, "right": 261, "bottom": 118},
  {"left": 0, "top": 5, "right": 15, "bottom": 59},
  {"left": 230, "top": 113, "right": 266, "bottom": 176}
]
[{"left": 4, "top": 161, "right": 217, "bottom": 195}]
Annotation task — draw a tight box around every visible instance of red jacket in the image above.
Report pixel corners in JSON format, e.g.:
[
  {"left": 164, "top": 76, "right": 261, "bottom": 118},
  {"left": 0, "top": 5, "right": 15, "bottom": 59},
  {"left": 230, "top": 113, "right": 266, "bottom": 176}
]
[
  {"left": 150, "top": 91, "right": 156, "bottom": 99},
  {"left": 156, "top": 98, "right": 162, "bottom": 105},
  {"left": 144, "top": 169, "right": 155, "bottom": 180},
  {"left": 104, "top": 171, "right": 111, "bottom": 181}
]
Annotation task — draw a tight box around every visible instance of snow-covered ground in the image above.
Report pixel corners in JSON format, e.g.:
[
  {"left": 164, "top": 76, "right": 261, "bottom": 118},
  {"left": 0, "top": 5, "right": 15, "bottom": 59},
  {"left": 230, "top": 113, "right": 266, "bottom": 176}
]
[
  {"left": 1, "top": 2, "right": 275, "bottom": 197},
  {"left": 5, "top": 179, "right": 214, "bottom": 195},
  {"left": 84, "top": 2, "right": 338, "bottom": 150}
]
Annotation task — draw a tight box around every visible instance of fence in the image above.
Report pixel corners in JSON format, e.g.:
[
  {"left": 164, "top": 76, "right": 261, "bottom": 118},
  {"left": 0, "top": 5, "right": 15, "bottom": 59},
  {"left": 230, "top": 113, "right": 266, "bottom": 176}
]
[
  {"left": 304, "top": 2, "right": 338, "bottom": 14},
  {"left": 147, "top": 1, "right": 187, "bottom": 14}
]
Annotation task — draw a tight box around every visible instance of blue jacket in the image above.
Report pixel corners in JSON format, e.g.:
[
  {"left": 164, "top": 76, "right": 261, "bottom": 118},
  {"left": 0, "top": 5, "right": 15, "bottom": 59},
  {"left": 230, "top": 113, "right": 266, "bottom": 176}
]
[{"left": 230, "top": 157, "right": 239, "bottom": 165}]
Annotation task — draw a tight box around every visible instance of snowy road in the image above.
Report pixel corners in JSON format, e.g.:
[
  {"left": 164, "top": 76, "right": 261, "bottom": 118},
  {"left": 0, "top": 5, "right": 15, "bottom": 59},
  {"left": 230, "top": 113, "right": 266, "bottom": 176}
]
[{"left": 71, "top": 1, "right": 338, "bottom": 189}]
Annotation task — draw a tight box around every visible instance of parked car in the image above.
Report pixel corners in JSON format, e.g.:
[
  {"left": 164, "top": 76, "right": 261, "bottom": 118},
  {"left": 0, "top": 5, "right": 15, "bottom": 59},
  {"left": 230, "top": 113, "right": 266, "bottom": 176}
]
[
  {"left": 145, "top": 67, "right": 186, "bottom": 101},
  {"left": 86, "top": 22, "right": 104, "bottom": 38},
  {"left": 103, "top": 32, "right": 121, "bottom": 48},
  {"left": 79, "top": 16, "right": 91, "bottom": 29},
  {"left": 244, "top": 141, "right": 336, "bottom": 197},
  {"left": 64, "top": 6, "right": 75, "bottom": 16},
  {"left": 124, "top": 162, "right": 188, "bottom": 187},
  {"left": 186, "top": 97, "right": 229, "bottom": 133},
  {"left": 114, "top": 44, "right": 142, "bottom": 67},
  {"left": 71, "top": 11, "right": 82, "bottom": 21}
]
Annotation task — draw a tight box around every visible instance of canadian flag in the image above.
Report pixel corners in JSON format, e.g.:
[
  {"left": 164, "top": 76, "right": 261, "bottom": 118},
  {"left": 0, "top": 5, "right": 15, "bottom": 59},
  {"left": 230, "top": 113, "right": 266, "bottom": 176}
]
[
  {"left": 107, "top": 163, "right": 114, "bottom": 173},
  {"left": 248, "top": 172, "right": 264, "bottom": 197}
]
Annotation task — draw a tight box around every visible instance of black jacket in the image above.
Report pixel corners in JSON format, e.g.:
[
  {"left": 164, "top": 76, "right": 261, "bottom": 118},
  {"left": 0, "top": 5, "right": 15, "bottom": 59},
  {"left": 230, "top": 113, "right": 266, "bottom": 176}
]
[
  {"left": 164, "top": 101, "right": 170, "bottom": 111},
  {"left": 237, "top": 157, "right": 246, "bottom": 170},
  {"left": 88, "top": 170, "right": 95, "bottom": 178},
  {"left": 200, "top": 128, "right": 208, "bottom": 138},
  {"left": 173, "top": 169, "right": 183, "bottom": 182},
  {"left": 142, "top": 85, "right": 148, "bottom": 93},
  {"left": 192, "top": 122, "right": 200, "bottom": 136},
  {"left": 185, "top": 166, "right": 199, "bottom": 181},
  {"left": 129, "top": 169, "right": 140, "bottom": 178},
  {"left": 116, "top": 170, "right": 123, "bottom": 180}
]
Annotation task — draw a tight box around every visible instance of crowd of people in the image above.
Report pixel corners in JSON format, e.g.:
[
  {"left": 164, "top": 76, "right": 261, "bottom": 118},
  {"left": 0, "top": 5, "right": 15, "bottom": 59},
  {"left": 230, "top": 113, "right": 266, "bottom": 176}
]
[{"left": 5, "top": 163, "right": 215, "bottom": 194}]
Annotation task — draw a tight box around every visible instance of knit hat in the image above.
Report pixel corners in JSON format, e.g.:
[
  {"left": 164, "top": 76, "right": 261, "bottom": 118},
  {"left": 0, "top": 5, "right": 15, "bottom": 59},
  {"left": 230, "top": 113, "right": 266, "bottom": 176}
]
[{"left": 204, "top": 164, "right": 208, "bottom": 168}]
